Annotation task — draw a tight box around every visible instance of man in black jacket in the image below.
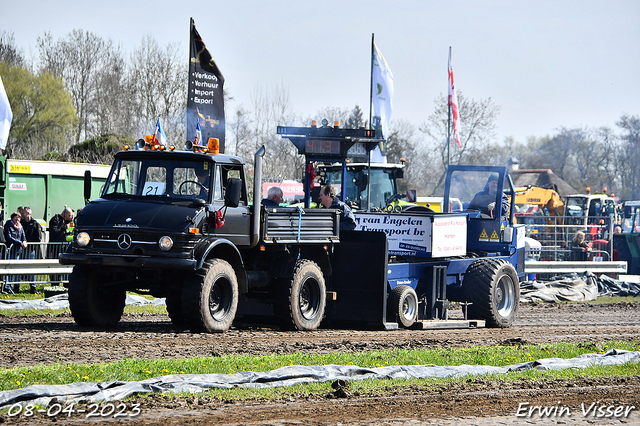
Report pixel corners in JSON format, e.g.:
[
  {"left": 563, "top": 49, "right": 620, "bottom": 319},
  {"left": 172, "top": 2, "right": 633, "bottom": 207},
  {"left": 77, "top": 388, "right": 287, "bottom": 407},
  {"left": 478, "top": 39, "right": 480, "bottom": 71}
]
[
  {"left": 48, "top": 206, "right": 74, "bottom": 285},
  {"left": 318, "top": 185, "right": 356, "bottom": 231},
  {"left": 20, "top": 207, "right": 43, "bottom": 294}
]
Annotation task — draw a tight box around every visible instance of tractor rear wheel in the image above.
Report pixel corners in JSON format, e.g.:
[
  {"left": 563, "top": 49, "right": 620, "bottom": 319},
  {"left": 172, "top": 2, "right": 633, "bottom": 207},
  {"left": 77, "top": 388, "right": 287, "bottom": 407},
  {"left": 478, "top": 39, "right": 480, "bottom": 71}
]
[{"left": 462, "top": 258, "right": 519, "bottom": 328}]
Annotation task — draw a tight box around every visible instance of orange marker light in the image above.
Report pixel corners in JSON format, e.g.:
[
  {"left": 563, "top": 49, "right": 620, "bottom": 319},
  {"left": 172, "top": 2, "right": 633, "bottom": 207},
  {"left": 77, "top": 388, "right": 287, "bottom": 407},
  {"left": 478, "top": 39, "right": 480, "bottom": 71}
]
[
  {"left": 208, "top": 138, "right": 220, "bottom": 154},
  {"left": 334, "top": 121, "right": 340, "bottom": 128},
  {"left": 311, "top": 120, "right": 317, "bottom": 127}
]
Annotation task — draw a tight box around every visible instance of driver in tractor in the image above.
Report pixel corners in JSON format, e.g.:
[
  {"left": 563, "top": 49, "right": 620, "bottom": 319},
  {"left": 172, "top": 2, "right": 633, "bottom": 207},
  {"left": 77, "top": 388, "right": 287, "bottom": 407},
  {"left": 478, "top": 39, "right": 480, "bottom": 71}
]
[
  {"left": 195, "top": 165, "right": 210, "bottom": 199},
  {"left": 469, "top": 173, "right": 509, "bottom": 218}
]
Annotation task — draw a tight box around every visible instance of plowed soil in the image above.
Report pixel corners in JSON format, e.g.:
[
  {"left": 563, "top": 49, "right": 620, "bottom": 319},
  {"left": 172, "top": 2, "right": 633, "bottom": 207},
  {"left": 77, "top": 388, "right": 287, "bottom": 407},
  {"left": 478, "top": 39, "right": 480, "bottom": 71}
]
[{"left": 1, "top": 301, "right": 639, "bottom": 425}]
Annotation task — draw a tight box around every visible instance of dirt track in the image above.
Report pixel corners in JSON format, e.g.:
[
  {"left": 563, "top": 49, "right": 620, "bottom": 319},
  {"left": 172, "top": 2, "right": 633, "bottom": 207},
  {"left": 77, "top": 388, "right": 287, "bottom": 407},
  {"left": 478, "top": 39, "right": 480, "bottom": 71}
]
[{"left": 1, "top": 301, "right": 640, "bottom": 425}]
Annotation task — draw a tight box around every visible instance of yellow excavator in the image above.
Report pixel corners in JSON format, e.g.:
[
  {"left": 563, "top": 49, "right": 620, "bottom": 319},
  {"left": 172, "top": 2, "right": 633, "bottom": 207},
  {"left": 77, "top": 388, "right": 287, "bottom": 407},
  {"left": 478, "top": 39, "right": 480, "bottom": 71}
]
[{"left": 514, "top": 186, "right": 564, "bottom": 224}]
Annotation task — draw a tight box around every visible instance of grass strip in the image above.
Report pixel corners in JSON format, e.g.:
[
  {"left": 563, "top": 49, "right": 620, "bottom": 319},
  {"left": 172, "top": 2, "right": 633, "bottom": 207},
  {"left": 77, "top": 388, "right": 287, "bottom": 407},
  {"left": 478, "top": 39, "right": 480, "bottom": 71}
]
[{"left": 1, "top": 341, "right": 639, "bottom": 398}]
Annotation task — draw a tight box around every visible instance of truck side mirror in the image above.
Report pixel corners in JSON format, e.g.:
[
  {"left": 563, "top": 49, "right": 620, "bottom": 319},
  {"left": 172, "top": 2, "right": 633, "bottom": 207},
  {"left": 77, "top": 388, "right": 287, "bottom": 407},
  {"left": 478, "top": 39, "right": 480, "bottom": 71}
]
[
  {"left": 84, "top": 170, "right": 92, "bottom": 203},
  {"left": 225, "top": 178, "right": 242, "bottom": 208}
]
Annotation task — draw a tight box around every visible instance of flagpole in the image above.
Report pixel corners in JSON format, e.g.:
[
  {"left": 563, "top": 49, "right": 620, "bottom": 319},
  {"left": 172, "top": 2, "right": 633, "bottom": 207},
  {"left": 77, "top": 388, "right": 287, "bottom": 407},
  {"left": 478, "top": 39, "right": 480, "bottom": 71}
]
[
  {"left": 367, "top": 33, "right": 375, "bottom": 211},
  {"left": 446, "top": 46, "right": 451, "bottom": 169},
  {"left": 369, "top": 33, "right": 374, "bottom": 133}
]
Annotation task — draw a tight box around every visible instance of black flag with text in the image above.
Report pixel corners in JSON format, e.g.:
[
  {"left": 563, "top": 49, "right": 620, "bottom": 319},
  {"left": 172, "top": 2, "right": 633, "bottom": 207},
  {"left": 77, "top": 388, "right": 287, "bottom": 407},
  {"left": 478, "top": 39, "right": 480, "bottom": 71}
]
[{"left": 187, "top": 18, "right": 225, "bottom": 152}]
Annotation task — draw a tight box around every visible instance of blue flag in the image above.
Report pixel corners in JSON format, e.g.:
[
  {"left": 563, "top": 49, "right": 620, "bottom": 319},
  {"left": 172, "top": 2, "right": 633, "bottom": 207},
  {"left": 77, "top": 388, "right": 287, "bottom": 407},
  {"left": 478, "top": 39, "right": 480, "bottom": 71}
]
[
  {"left": 195, "top": 121, "right": 202, "bottom": 146},
  {"left": 153, "top": 119, "right": 168, "bottom": 147}
]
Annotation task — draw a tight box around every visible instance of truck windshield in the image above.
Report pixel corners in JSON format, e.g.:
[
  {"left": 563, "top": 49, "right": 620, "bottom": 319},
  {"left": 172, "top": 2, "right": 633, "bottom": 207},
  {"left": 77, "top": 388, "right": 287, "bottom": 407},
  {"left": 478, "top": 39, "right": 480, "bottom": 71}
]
[
  {"left": 103, "top": 159, "right": 213, "bottom": 200},
  {"left": 321, "top": 167, "right": 396, "bottom": 210},
  {"left": 565, "top": 197, "right": 587, "bottom": 217}
]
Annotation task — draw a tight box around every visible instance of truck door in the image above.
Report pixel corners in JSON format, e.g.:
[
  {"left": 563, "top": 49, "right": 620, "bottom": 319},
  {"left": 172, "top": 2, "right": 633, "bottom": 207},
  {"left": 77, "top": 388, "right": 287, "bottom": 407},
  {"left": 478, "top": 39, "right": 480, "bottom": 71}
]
[{"left": 211, "top": 164, "right": 251, "bottom": 246}]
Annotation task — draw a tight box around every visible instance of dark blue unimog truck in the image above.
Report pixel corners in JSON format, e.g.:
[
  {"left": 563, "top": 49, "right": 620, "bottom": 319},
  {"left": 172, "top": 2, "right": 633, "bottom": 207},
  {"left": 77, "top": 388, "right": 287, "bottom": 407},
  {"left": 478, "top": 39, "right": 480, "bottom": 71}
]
[{"left": 61, "top": 122, "right": 526, "bottom": 332}]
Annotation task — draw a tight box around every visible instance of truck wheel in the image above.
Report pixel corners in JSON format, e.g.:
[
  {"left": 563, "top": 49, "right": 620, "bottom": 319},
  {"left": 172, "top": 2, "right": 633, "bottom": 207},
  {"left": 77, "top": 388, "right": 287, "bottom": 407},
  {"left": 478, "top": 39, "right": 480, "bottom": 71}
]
[
  {"left": 387, "top": 285, "right": 418, "bottom": 328},
  {"left": 277, "top": 260, "right": 326, "bottom": 331},
  {"left": 182, "top": 259, "right": 238, "bottom": 333},
  {"left": 68, "top": 265, "right": 125, "bottom": 328},
  {"left": 165, "top": 282, "right": 184, "bottom": 327},
  {"left": 463, "top": 259, "right": 519, "bottom": 328}
]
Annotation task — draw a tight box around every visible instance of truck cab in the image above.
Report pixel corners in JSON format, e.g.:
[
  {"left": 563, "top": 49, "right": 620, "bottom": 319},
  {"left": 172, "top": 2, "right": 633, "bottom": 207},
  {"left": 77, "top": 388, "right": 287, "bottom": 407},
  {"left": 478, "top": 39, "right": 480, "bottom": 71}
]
[{"left": 564, "top": 193, "right": 617, "bottom": 226}]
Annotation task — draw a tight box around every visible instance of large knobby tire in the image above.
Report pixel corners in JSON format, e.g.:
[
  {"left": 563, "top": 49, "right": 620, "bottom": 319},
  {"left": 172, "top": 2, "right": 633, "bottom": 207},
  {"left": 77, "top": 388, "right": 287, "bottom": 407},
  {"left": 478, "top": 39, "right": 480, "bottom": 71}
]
[
  {"left": 165, "top": 282, "right": 184, "bottom": 327},
  {"left": 276, "top": 260, "right": 326, "bottom": 331},
  {"left": 463, "top": 258, "right": 519, "bottom": 328},
  {"left": 182, "top": 259, "right": 238, "bottom": 333},
  {"left": 387, "top": 285, "right": 418, "bottom": 328},
  {"left": 68, "top": 265, "right": 126, "bottom": 328}
]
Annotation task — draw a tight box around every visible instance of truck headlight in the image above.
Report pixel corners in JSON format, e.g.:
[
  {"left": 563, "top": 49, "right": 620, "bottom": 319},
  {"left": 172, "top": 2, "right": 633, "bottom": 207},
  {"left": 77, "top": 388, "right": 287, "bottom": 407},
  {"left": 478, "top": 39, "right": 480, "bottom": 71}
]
[
  {"left": 76, "top": 232, "right": 90, "bottom": 247},
  {"left": 158, "top": 236, "right": 173, "bottom": 251}
]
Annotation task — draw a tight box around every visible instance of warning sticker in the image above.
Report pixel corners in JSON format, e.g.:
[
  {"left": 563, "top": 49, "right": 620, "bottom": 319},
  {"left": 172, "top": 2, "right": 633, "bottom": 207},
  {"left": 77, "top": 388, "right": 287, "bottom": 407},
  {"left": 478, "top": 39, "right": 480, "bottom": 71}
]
[
  {"left": 479, "top": 228, "right": 489, "bottom": 241},
  {"left": 490, "top": 229, "right": 500, "bottom": 242}
]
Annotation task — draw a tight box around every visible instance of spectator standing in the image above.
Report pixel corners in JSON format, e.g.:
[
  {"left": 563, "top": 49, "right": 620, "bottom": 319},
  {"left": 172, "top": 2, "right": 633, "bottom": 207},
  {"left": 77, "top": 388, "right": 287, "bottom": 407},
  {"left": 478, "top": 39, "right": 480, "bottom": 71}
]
[
  {"left": 20, "top": 206, "right": 43, "bottom": 294},
  {"left": 570, "top": 231, "right": 591, "bottom": 261},
  {"left": 0, "top": 202, "right": 5, "bottom": 248},
  {"left": 0, "top": 203, "right": 5, "bottom": 293},
  {"left": 49, "top": 206, "right": 75, "bottom": 243},
  {"left": 4, "top": 212, "right": 27, "bottom": 293},
  {"left": 48, "top": 206, "right": 75, "bottom": 285}
]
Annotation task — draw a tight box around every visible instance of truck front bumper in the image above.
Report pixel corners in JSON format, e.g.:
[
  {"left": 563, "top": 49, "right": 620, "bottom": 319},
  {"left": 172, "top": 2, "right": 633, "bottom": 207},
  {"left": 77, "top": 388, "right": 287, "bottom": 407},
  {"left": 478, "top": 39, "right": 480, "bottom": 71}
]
[{"left": 59, "top": 253, "right": 197, "bottom": 270}]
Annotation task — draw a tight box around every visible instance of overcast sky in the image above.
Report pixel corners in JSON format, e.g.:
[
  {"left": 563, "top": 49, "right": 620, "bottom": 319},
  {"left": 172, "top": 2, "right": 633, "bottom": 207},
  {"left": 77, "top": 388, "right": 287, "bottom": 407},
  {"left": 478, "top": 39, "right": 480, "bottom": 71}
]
[{"left": 1, "top": 0, "right": 639, "bottom": 143}]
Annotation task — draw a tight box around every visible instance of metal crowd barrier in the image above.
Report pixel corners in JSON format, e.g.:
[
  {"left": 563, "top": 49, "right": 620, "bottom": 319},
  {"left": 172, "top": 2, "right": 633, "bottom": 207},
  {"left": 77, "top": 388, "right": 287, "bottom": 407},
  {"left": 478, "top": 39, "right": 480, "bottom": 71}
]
[
  {"left": 0, "top": 242, "right": 71, "bottom": 292},
  {"left": 525, "top": 260, "right": 628, "bottom": 275}
]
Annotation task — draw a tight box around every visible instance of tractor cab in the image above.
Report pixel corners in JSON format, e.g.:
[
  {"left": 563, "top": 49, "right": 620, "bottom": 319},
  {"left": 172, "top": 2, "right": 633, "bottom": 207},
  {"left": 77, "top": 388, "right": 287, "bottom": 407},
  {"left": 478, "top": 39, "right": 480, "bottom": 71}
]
[{"left": 444, "top": 165, "right": 517, "bottom": 254}]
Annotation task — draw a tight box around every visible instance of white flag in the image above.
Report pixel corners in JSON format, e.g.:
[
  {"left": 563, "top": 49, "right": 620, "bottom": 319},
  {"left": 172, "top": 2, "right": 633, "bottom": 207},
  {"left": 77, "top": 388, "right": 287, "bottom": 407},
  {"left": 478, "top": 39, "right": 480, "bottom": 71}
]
[
  {"left": 0, "top": 75, "right": 12, "bottom": 150},
  {"left": 371, "top": 42, "right": 394, "bottom": 163}
]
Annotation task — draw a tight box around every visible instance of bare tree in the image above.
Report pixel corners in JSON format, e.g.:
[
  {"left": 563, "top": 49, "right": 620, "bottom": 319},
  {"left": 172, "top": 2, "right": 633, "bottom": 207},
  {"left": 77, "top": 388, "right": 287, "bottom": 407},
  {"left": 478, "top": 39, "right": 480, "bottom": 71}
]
[
  {"left": 344, "top": 104, "right": 365, "bottom": 129},
  {"left": 249, "top": 83, "right": 302, "bottom": 180},
  {"left": 0, "top": 31, "right": 25, "bottom": 67},
  {"left": 227, "top": 105, "right": 253, "bottom": 158},
  {"left": 419, "top": 92, "right": 501, "bottom": 193},
  {"left": 616, "top": 114, "right": 640, "bottom": 199},
  {"left": 37, "top": 30, "right": 113, "bottom": 143},
  {"left": 128, "top": 35, "right": 187, "bottom": 143}
]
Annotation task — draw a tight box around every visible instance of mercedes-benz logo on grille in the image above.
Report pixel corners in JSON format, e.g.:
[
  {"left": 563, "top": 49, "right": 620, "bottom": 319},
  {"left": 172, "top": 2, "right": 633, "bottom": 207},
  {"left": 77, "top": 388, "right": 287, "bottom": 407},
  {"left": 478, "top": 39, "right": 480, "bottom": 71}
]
[{"left": 117, "top": 234, "right": 132, "bottom": 250}]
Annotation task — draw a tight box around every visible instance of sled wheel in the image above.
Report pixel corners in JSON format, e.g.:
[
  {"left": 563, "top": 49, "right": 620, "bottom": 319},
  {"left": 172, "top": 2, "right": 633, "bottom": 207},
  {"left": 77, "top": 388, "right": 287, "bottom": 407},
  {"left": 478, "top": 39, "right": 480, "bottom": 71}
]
[{"left": 387, "top": 285, "right": 418, "bottom": 328}]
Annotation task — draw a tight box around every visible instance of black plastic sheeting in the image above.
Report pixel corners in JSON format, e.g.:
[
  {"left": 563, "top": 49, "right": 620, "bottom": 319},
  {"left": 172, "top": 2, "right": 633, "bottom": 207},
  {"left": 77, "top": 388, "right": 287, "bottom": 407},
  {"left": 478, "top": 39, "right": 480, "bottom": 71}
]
[
  {"left": 520, "top": 272, "right": 640, "bottom": 302},
  {"left": 0, "top": 349, "right": 638, "bottom": 409}
]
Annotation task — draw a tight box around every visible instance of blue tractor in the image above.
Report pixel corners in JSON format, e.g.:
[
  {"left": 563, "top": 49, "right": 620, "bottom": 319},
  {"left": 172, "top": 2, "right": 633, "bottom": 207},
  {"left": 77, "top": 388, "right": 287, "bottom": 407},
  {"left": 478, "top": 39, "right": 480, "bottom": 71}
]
[{"left": 280, "top": 122, "right": 526, "bottom": 329}]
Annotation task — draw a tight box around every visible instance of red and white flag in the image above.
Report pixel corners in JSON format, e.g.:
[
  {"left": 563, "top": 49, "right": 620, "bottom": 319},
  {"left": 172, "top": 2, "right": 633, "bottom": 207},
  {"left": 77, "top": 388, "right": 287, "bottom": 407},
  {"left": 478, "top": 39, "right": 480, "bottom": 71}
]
[{"left": 448, "top": 49, "right": 461, "bottom": 148}]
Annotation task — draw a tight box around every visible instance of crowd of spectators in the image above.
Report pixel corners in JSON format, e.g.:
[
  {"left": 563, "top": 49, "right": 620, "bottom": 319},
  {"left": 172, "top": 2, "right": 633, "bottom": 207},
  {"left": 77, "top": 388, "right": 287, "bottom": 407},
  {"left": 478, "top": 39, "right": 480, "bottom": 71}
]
[{"left": 1, "top": 205, "right": 74, "bottom": 294}]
